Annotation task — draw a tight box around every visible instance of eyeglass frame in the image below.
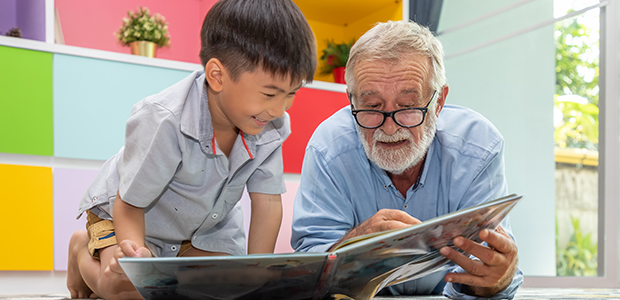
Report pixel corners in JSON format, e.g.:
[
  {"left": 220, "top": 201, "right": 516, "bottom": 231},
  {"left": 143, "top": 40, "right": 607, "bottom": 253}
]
[{"left": 349, "top": 90, "right": 439, "bottom": 129}]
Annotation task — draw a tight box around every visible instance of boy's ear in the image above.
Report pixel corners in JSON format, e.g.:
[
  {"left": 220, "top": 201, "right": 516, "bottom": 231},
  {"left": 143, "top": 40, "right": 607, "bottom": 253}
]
[{"left": 205, "top": 58, "right": 225, "bottom": 92}]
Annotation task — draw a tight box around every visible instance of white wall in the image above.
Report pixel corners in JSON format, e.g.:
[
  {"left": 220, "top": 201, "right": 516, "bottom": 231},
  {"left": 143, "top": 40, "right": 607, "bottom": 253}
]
[{"left": 437, "top": 0, "right": 557, "bottom": 276}]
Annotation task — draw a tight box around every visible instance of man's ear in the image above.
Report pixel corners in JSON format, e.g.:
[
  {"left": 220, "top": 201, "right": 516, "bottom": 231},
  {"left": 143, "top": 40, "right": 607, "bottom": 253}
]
[
  {"left": 434, "top": 84, "right": 449, "bottom": 116},
  {"left": 205, "top": 58, "right": 225, "bottom": 92}
]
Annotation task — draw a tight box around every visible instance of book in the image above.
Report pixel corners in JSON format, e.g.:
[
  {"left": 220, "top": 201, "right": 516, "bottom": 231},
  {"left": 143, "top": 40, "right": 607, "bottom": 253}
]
[{"left": 119, "top": 194, "right": 522, "bottom": 300}]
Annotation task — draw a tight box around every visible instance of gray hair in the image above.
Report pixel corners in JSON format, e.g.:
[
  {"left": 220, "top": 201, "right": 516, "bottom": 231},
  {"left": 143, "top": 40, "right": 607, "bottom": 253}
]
[{"left": 345, "top": 20, "right": 446, "bottom": 98}]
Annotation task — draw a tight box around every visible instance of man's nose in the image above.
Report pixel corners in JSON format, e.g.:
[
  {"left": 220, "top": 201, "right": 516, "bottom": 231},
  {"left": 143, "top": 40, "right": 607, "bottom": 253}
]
[{"left": 381, "top": 115, "right": 399, "bottom": 135}]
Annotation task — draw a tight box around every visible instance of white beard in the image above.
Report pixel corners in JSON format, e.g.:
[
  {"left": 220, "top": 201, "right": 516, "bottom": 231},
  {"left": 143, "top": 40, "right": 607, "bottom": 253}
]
[{"left": 357, "top": 111, "right": 438, "bottom": 175}]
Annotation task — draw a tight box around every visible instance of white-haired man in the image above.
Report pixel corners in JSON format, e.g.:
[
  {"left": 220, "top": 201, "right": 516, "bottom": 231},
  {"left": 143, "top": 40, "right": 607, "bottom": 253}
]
[{"left": 291, "top": 20, "right": 523, "bottom": 298}]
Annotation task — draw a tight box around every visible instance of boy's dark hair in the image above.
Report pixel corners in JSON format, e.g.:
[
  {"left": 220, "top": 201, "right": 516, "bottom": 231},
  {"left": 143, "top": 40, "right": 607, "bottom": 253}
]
[{"left": 200, "top": 0, "right": 316, "bottom": 84}]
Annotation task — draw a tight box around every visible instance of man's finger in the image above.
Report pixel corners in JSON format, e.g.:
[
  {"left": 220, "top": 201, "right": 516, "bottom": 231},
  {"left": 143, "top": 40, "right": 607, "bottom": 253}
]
[
  {"left": 452, "top": 236, "right": 505, "bottom": 266},
  {"left": 382, "top": 209, "right": 421, "bottom": 225},
  {"left": 444, "top": 271, "right": 493, "bottom": 288},
  {"left": 440, "top": 245, "right": 490, "bottom": 276},
  {"left": 381, "top": 220, "right": 417, "bottom": 232},
  {"left": 480, "top": 228, "right": 514, "bottom": 254}
]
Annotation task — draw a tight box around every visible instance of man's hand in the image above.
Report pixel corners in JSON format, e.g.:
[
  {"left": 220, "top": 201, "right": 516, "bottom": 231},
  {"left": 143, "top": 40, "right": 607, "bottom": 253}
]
[
  {"left": 439, "top": 226, "right": 518, "bottom": 297},
  {"left": 330, "top": 209, "right": 421, "bottom": 251},
  {"left": 106, "top": 239, "right": 152, "bottom": 280}
]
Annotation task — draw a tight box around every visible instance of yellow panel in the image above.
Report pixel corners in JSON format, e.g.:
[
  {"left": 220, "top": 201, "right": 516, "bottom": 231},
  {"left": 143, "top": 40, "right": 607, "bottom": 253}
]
[
  {"left": 0, "top": 164, "right": 53, "bottom": 270},
  {"left": 294, "top": 0, "right": 400, "bottom": 26},
  {"left": 299, "top": 0, "right": 402, "bottom": 82},
  {"left": 345, "top": 3, "right": 402, "bottom": 39}
]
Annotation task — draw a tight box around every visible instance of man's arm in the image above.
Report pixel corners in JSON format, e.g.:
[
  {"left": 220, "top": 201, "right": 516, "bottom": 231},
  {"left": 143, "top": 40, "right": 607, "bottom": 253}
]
[{"left": 247, "top": 192, "right": 283, "bottom": 254}]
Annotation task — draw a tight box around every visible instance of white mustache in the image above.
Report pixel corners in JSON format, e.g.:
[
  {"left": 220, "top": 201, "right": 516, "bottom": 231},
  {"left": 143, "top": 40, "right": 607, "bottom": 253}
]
[{"left": 373, "top": 129, "right": 413, "bottom": 144}]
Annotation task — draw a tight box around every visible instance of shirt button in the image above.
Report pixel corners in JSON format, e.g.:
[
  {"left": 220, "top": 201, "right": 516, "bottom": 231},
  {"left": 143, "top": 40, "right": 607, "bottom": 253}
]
[
  {"left": 171, "top": 245, "right": 177, "bottom": 251},
  {"left": 192, "top": 236, "right": 197, "bottom": 241},
  {"left": 404, "top": 204, "right": 408, "bottom": 209},
  {"left": 212, "top": 213, "right": 218, "bottom": 219}
]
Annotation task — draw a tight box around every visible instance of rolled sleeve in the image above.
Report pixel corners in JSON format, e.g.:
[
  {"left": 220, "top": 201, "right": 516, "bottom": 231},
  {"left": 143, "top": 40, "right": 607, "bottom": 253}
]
[
  {"left": 118, "top": 102, "right": 182, "bottom": 207},
  {"left": 246, "top": 145, "right": 286, "bottom": 195},
  {"left": 443, "top": 268, "right": 524, "bottom": 299}
]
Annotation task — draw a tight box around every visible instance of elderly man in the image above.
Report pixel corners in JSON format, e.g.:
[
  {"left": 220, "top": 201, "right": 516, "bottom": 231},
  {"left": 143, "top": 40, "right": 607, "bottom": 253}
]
[{"left": 291, "top": 20, "right": 523, "bottom": 299}]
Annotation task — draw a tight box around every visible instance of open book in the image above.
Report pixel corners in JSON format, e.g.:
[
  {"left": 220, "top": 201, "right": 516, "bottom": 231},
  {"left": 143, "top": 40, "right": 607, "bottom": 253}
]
[{"left": 119, "top": 194, "right": 522, "bottom": 300}]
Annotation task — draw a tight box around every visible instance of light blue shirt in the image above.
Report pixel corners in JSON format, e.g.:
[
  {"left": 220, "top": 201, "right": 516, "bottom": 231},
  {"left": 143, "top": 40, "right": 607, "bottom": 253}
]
[{"left": 291, "top": 105, "right": 523, "bottom": 299}]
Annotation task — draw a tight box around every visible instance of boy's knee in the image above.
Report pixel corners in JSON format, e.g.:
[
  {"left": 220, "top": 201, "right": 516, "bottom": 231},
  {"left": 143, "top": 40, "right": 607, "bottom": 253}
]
[{"left": 69, "top": 230, "right": 89, "bottom": 246}]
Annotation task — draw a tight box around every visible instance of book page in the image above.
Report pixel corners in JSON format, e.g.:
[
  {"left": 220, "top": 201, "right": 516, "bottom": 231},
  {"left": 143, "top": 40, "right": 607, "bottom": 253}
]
[{"left": 325, "top": 194, "right": 521, "bottom": 299}]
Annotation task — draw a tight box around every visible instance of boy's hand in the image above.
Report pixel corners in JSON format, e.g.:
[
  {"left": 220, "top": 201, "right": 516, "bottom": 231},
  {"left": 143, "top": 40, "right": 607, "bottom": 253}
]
[{"left": 106, "top": 240, "right": 152, "bottom": 279}]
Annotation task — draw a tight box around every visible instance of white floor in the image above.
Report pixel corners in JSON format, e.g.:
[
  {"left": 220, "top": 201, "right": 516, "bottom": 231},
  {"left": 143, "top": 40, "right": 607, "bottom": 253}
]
[{"left": 0, "top": 271, "right": 69, "bottom": 296}]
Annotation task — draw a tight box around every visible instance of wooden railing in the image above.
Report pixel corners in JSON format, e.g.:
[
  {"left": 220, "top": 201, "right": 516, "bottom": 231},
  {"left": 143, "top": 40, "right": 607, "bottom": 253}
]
[{"left": 555, "top": 148, "right": 599, "bottom": 167}]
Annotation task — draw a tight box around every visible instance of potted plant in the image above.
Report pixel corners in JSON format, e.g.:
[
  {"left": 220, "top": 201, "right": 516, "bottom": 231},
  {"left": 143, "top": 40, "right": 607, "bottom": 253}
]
[
  {"left": 3, "top": 27, "right": 22, "bottom": 38},
  {"left": 319, "top": 38, "right": 355, "bottom": 84},
  {"left": 115, "top": 6, "right": 170, "bottom": 58}
]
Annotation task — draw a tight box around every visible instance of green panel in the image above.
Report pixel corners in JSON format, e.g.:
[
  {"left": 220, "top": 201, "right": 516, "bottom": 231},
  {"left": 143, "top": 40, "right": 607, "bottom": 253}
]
[{"left": 0, "top": 46, "right": 53, "bottom": 156}]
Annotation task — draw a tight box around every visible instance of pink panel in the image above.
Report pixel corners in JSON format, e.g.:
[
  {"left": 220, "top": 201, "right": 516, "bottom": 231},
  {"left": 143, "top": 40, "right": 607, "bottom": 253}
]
[
  {"left": 55, "top": 0, "right": 217, "bottom": 64},
  {"left": 53, "top": 168, "right": 99, "bottom": 271},
  {"left": 275, "top": 181, "right": 298, "bottom": 253},
  {"left": 239, "top": 181, "right": 299, "bottom": 254}
]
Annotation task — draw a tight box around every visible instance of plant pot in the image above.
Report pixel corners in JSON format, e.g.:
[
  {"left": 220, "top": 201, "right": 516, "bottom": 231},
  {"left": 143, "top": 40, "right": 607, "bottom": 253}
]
[
  {"left": 332, "top": 66, "right": 346, "bottom": 84},
  {"left": 129, "top": 41, "right": 158, "bottom": 58}
]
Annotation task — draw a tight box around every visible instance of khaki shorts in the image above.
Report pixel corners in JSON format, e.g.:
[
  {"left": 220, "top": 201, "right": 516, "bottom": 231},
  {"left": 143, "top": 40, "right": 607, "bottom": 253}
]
[{"left": 85, "top": 210, "right": 192, "bottom": 259}]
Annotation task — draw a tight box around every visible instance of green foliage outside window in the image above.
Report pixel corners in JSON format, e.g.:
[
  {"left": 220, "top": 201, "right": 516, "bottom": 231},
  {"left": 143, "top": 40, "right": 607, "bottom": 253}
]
[
  {"left": 556, "top": 216, "right": 598, "bottom": 276},
  {"left": 554, "top": 13, "right": 599, "bottom": 151}
]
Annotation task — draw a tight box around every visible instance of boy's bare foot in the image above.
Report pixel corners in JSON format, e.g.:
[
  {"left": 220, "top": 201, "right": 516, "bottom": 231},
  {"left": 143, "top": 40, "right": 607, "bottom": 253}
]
[{"left": 67, "top": 231, "right": 98, "bottom": 299}]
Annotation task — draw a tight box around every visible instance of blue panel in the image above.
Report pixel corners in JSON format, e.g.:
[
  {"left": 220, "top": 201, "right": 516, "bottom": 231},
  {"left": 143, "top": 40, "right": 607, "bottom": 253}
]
[{"left": 54, "top": 54, "right": 193, "bottom": 160}]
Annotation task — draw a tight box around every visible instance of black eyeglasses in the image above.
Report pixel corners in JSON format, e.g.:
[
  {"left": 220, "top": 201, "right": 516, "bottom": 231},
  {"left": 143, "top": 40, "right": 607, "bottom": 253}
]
[{"left": 350, "top": 91, "right": 438, "bottom": 129}]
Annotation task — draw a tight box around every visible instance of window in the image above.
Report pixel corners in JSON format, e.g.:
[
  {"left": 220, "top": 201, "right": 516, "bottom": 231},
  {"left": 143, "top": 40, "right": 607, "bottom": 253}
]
[{"left": 436, "top": 0, "right": 619, "bottom": 287}]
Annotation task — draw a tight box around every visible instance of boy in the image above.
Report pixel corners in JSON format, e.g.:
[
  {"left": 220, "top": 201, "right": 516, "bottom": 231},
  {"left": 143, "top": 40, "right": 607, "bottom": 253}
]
[{"left": 66, "top": 0, "right": 316, "bottom": 298}]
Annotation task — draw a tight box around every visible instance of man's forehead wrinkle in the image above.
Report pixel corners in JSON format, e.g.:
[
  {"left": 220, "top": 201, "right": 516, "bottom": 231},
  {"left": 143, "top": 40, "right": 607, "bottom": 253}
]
[
  {"left": 401, "top": 89, "right": 421, "bottom": 96},
  {"left": 360, "top": 90, "right": 375, "bottom": 97}
]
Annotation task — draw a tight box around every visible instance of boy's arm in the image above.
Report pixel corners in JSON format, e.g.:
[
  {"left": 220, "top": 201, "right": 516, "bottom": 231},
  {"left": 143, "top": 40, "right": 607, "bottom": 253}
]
[
  {"left": 107, "top": 191, "right": 152, "bottom": 277},
  {"left": 113, "top": 191, "right": 146, "bottom": 248},
  {"left": 247, "top": 192, "right": 283, "bottom": 254}
]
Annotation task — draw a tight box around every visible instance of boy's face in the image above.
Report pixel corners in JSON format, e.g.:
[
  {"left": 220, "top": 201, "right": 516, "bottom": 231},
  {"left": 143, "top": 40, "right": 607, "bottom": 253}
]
[{"left": 213, "top": 68, "right": 303, "bottom": 135}]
